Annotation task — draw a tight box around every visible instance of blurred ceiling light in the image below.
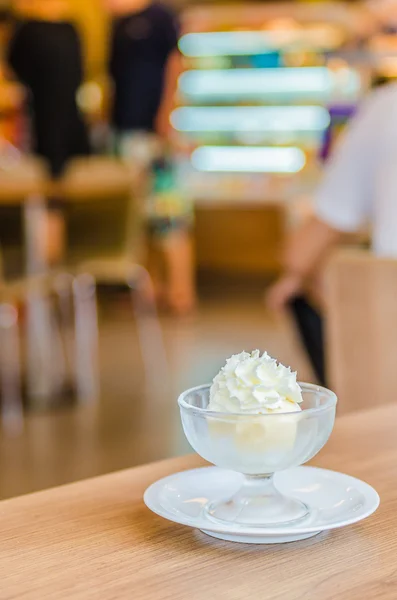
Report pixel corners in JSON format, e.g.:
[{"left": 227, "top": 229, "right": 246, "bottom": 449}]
[
  {"left": 378, "top": 56, "right": 397, "bottom": 76},
  {"left": 179, "top": 68, "right": 360, "bottom": 100},
  {"left": 171, "top": 106, "right": 330, "bottom": 132},
  {"left": 366, "top": 0, "right": 397, "bottom": 24},
  {"left": 77, "top": 82, "right": 102, "bottom": 114},
  {"left": 178, "top": 29, "right": 343, "bottom": 57},
  {"left": 327, "top": 57, "right": 350, "bottom": 71},
  {"left": 369, "top": 35, "right": 397, "bottom": 53},
  {"left": 264, "top": 18, "right": 300, "bottom": 31},
  {"left": 191, "top": 146, "right": 306, "bottom": 173},
  {"left": 179, "top": 32, "right": 274, "bottom": 57}
]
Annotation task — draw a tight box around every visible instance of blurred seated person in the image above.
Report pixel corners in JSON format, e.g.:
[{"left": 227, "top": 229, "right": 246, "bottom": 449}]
[
  {"left": 267, "top": 82, "right": 397, "bottom": 385},
  {"left": 8, "top": 0, "right": 90, "bottom": 265},
  {"left": 106, "top": 0, "right": 196, "bottom": 315}
]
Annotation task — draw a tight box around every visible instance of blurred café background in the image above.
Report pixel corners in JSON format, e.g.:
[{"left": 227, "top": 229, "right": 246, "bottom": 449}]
[{"left": 0, "top": 0, "right": 394, "bottom": 498}]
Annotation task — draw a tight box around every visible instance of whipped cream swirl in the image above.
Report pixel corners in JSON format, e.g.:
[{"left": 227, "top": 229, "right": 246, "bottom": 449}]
[{"left": 208, "top": 350, "right": 303, "bottom": 414}]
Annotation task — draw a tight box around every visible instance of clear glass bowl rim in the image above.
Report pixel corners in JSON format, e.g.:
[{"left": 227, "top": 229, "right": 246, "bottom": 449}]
[{"left": 178, "top": 382, "right": 337, "bottom": 419}]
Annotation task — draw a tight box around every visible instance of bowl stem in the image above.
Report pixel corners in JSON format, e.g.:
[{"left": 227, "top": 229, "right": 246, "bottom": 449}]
[{"left": 204, "top": 473, "right": 310, "bottom": 527}]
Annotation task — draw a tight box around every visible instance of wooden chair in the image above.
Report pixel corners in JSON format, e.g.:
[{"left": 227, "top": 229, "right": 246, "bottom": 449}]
[
  {"left": 0, "top": 154, "right": 99, "bottom": 421},
  {"left": 326, "top": 249, "right": 397, "bottom": 413},
  {"left": 0, "top": 154, "right": 50, "bottom": 428},
  {"left": 0, "top": 278, "right": 26, "bottom": 433},
  {"left": 52, "top": 157, "right": 168, "bottom": 393}
]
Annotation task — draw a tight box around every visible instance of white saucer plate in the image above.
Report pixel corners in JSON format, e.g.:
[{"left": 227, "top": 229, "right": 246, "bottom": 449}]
[{"left": 144, "top": 466, "right": 380, "bottom": 544}]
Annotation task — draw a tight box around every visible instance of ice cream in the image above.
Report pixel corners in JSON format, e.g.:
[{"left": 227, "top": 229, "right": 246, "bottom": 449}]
[
  {"left": 208, "top": 350, "right": 303, "bottom": 415},
  {"left": 207, "top": 351, "right": 303, "bottom": 456}
]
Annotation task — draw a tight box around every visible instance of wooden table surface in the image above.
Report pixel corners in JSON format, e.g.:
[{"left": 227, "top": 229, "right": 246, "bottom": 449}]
[{"left": 0, "top": 403, "right": 396, "bottom": 600}]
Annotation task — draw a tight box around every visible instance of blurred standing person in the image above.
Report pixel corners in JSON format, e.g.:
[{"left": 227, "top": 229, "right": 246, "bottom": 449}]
[
  {"left": 267, "top": 82, "right": 397, "bottom": 385},
  {"left": 106, "top": 0, "right": 196, "bottom": 315},
  {"left": 8, "top": 0, "right": 90, "bottom": 264}
]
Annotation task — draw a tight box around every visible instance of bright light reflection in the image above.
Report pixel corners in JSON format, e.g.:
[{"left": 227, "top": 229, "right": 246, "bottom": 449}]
[
  {"left": 171, "top": 106, "right": 330, "bottom": 132},
  {"left": 179, "top": 30, "right": 343, "bottom": 57},
  {"left": 179, "top": 68, "right": 360, "bottom": 100},
  {"left": 191, "top": 146, "right": 306, "bottom": 173}
]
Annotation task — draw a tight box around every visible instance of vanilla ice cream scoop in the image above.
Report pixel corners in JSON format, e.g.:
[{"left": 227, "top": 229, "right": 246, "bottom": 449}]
[
  {"left": 208, "top": 350, "right": 303, "bottom": 415},
  {"left": 208, "top": 351, "right": 303, "bottom": 460}
]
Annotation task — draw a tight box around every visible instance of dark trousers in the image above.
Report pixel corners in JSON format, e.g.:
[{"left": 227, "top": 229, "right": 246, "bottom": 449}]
[{"left": 289, "top": 296, "right": 326, "bottom": 387}]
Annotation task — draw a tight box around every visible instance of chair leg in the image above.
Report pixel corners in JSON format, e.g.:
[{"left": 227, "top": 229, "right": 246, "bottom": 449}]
[
  {"left": 54, "top": 272, "right": 75, "bottom": 388},
  {"left": 26, "top": 286, "right": 58, "bottom": 406},
  {"left": 24, "top": 195, "right": 60, "bottom": 406},
  {"left": 24, "top": 194, "right": 48, "bottom": 276},
  {"left": 0, "top": 304, "right": 23, "bottom": 434},
  {"left": 73, "top": 273, "right": 100, "bottom": 403},
  {"left": 128, "top": 265, "right": 169, "bottom": 389}
]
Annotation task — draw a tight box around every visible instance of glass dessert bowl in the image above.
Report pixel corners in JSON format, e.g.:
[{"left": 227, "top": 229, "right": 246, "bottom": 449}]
[{"left": 178, "top": 383, "right": 337, "bottom": 527}]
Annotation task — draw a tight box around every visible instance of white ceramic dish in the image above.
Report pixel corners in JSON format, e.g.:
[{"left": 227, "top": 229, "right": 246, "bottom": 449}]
[{"left": 144, "top": 466, "right": 380, "bottom": 544}]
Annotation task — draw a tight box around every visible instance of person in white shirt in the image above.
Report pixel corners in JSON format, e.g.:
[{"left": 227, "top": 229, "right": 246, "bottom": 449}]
[{"left": 267, "top": 82, "right": 397, "bottom": 383}]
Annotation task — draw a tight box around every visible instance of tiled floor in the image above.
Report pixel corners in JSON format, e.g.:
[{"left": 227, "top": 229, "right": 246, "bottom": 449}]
[{"left": 0, "top": 291, "right": 312, "bottom": 500}]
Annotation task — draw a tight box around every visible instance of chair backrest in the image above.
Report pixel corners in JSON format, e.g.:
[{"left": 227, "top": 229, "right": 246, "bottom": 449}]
[
  {"left": 326, "top": 249, "right": 397, "bottom": 413},
  {"left": 56, "top": 157, "right": 145, "bottom": 265},
  {"left": 0, "top": 154, "right": 47, "bottom": 204},
  {"left": 0, "top": 154, "right": 48, "bottom": 278}
]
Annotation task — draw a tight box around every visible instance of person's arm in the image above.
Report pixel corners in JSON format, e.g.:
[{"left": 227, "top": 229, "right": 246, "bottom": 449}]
[
  {"left": 108, "top": 20, "right": 118, "bottom": 82},
  {"left": 267, "top": 86, "right": 386, "bottom": 312},
  {"left": 267, "top": 218, "right": 342, "bottom": 312},
  {"left": 155, "top": 7, "right": 182, "bottom": 139},
  {"left": 155, "top": 48, "right": 182, "bottom": 139},
  {"left": 7, "top": 21, "right": 25, "bottom": 81},
  {"left": 285, "top": 217, "right": 343, "bottom": 278}
]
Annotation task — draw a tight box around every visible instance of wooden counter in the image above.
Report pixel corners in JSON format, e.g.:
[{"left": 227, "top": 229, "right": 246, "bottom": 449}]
[
  {"left": 195, "top": 202, "right": 285, "bottom": 276},
  {"left": 0, "top": 403, "right": 396, "bottom": 599}
]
